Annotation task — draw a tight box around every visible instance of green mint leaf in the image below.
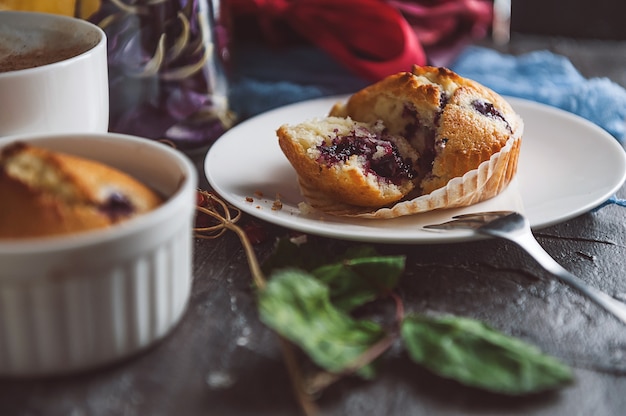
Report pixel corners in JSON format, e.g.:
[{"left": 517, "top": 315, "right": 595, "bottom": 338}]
[
  {"left": 263, "top": 237, "right": 405, "bottom": 312},
  {"left": 312, "top": 255, "right": 405, "bottom": 312},
  {"left": 258, "top": 269, "right": 386, "bottom": 378},
  {"left": 401, "top": 315, "right": 574, "bottom": 395}
]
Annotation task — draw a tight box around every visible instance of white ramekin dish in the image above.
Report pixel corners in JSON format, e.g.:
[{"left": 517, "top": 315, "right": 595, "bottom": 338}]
[{"left": 0, "top": 133, "right": 197, "bottom": 376}]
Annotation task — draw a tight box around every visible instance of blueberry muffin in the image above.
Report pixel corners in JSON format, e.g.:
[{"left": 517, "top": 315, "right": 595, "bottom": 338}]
[
  {"left": 278, "top": 66, "right": 523, "bottom": 218},
  {"left": 0, "top": 142, "right": 163, "bottom": 238}
]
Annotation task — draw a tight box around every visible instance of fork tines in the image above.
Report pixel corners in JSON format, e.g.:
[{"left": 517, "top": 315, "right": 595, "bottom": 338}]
[{"left": 423, "top": 211, "right": 518, "bottom": 231}]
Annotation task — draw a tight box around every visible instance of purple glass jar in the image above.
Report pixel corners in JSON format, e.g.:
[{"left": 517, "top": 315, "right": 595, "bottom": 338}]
[{"left": 88, "top": 0, "right": 234, "bottom": 153}]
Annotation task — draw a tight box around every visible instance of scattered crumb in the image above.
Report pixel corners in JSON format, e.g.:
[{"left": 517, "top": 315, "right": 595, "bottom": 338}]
[
  {"left": 298, "top": 202, "right": 315, "bottom": 215},
  {"left": 245, "top": 197, "right": 254, "bottom": 203},
  {"left": 272, "top": 201, "right": 283, "bottom": 211},
  {"left": 272, "top": 193, "right": 283, "bottom": 211}
]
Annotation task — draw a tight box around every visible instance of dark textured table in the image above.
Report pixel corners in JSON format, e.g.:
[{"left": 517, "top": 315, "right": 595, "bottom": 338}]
[{"left": 2, "top": 35, "right": 626, "bottom": 416}]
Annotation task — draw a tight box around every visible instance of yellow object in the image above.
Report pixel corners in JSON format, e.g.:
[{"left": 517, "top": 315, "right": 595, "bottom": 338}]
[{"left": 0, "top": 0, "right": 100, "bottom": 18}]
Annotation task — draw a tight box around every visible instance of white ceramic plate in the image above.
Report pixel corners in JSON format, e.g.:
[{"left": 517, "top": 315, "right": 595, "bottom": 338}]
[{"left": 205, "top": 96, "right": 626, "bottom": 243}]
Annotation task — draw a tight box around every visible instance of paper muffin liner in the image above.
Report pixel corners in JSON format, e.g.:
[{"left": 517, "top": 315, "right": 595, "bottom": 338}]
[{"left": 298, "top": 124, "right": 523, "bottom": 219}]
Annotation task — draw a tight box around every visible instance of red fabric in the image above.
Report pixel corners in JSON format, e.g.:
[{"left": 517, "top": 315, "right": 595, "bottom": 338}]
[
  {"left": 227, "top": 0, "right": 492, "bottom": 81},
  {"left": 389, "top": 0, "right": 493, "bottom": 46}
]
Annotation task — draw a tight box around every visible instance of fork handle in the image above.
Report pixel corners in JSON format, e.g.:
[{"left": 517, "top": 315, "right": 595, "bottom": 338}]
[{"left": 506, "top": 231, "right": 626, "bottom": 325}]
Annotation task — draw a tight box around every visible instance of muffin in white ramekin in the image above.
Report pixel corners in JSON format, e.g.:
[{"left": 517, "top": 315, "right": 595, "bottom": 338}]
[{"left": 0, "top": 133, "right": 197, "bottom": 376}]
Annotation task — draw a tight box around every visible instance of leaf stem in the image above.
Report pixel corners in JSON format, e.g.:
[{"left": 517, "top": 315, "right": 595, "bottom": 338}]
[
  {"left": 278, "top": 337, "right": 320, "bottom": 416},
  {"left": 305, "top": 333, "right": 397, "bottom": 395},
  {"left": 305, "top": 290, "right": 405, "bottom": 394},
  {"left": 223, "top": 221, "right": 266, "bottom": 290},
  {"left": 195, "top": 191, "right": 318, "bottom": 415}
]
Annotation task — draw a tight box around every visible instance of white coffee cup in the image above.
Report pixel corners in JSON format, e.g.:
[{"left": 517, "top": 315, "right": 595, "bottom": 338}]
[{"left": 0, "top": 11, "right": 109, "bottom": 136}]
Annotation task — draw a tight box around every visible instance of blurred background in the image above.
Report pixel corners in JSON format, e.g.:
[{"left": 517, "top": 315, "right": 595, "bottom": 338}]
[
  {"left": 510, "top": 0, "right": 625, "bottom": 40},
  {"left": 2, "top": 0, "right": 624, "bottom": 142},
  {"left": 3, "top": 0, "right": 625, "bottom": 41}
]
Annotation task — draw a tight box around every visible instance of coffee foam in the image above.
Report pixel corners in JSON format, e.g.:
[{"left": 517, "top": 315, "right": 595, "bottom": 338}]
[
  {"left": 0, "top": 19, "right": 99, "bottom": 60},
  {"left": 0, "top": 19, "right": 100, "bottom": 72}
]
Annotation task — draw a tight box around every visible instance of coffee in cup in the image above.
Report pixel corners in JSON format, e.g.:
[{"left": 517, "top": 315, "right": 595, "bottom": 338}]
[{"left": 0, "top": 11, "right": 109, "bottom": 136}]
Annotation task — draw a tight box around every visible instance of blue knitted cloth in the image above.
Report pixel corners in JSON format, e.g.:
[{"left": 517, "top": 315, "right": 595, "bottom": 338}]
[{"left": 450, "top": 46, "right": 626, "bottom": 143}]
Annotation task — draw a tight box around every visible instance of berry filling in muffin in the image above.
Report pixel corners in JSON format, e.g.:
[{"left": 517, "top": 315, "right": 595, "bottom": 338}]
[
  {"left": 472, "top": 99, "right": 513, "bottom": 133},
  {"left": 99, "top": 192, "right": 136, "bottom": 220},
  {"left": 316, "top": 126, "right": 417, "bottom": 186}
]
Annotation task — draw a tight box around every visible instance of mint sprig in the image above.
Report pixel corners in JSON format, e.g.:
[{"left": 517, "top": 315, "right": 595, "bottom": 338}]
[{"left": 261, "top": 237, "right": 573, "bottom": 395}]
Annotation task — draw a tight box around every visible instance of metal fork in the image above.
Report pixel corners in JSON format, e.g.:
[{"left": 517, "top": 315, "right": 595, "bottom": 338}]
[{"left": 424, "top": 211, "right": 626, "bottom": 325}]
